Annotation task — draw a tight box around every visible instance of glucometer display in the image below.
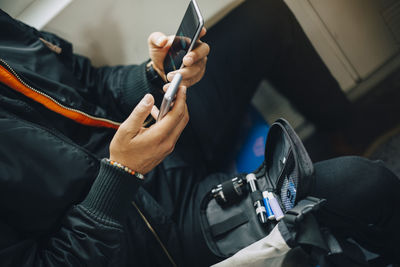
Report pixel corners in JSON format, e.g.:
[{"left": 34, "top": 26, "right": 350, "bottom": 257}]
[{"left": 163, "top": 1, "right": 202, "bottom": 74}]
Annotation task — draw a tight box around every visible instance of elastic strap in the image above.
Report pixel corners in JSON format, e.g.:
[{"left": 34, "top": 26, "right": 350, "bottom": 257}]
[{"left": 210, "top": 213, "right": 249, "bottom": 237}]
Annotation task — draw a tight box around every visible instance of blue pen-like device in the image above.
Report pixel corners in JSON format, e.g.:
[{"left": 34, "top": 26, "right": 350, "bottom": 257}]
[{"left": 262, "top": 191, "right": 275, "bottom": 220}]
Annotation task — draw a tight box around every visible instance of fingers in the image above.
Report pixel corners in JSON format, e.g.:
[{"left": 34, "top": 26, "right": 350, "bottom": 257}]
[
  {"left": 152, "top": 86, "right": 188, "bottom": 136},
  {"left": 165, "top": 40, "right": 209, "bottom": 84},
  {"left": 182, "top": 41, "right": 210, "bottom": 67},
  {"left": 109, "top": 83, "right": 188, "bottom": 175},
  {"left": 148, "top": 33, "right": 175, "bottom": 78},
  {"left": 150, "top": 27, "right": 209, "bottom": 88},
  {"left": 151, "top": 105, "right": 159, "bottom": 120},
  {"left": 148, "top": 32, "right": 168, "bottom": 48},
  {"left": 167, "top": 58, "right": 206, "bottom": 86},
  {"left": 165, "top": 103, "right": 189, "bottom": 146},
  {"left": 199, "top": 27, "right": 207, "bottom": 38},
  {"left": 162, "top": 83, "right": 169, "bottom": 93},
  {"left": 138, "top": 86, "right": 188, "bottom": 159},
  {"left": 162, "top": 85, "right": 187, "bottom": 126},
  {"left": 118, "top": 94, "right": 154, "bottom": 137}
]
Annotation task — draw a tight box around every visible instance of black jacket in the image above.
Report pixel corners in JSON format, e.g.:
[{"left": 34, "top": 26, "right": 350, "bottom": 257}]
[{"left": 0, "top": 10, "right": 183, "bottom": 266}]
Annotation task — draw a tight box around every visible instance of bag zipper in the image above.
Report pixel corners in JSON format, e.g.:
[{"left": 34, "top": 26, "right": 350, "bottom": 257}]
[
  {"left": 131, "top": 201, "right": 177, "bottom": 267},
  {"left": 0, "top": 58, "right": 121, "bottom": 128}
]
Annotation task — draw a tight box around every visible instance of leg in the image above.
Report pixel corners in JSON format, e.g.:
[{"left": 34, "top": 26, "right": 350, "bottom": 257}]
[
  {"left": 187, "top": 0, "right": 295, "bottom": 169},
  {"left": 187, "top": 0, "right": 351, "bottom": 169},
  {"left": 266, "top": 6, "right": 352, "bottom": 132},
  {"left": 312, "top": 156, "right": 400, "bottom": 262},
  {"left": 142, "top": 164, "right": 223, "bottom": 266}
]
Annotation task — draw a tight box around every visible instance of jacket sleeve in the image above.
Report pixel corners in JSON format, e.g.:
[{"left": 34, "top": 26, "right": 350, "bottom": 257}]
[
  {"left": 38, "top": 30, "right": 164, "bottom": 119},
  {"left": 0, "top": 160, "right": 141, "bottom": 266}
]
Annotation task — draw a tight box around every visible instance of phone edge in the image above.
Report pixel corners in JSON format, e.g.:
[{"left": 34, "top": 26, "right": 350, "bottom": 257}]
[{"left": 178, "top": 0, "right": 204, "bottom": 69}]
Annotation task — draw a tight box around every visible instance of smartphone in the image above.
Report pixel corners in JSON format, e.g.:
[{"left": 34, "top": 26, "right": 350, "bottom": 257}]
[
  {"left": 157, "top": 73, "right": 183, "bottom": 121},
  {"left": 163, "top": 0, "right": 204, "bottom": 74}
]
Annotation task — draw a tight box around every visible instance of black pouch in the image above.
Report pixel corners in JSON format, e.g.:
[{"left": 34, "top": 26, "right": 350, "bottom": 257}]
[{"left": 199, "top": 118, "right": 315, "bottom": 258}]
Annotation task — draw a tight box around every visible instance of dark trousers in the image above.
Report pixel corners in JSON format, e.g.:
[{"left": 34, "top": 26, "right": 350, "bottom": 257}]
[
  {"left": 188, "top": 0, "right": 352, "bottom": 168},
  {"left": 144, "top": 0, "right": 400, "bottom": 265}
]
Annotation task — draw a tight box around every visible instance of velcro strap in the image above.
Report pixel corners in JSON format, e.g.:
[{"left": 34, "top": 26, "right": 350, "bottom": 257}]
[
  {"left": 210, "top": 213, "right": 249, "bottom": 237},
  {"left": 221, "top": 179, "right": 237, "bottom": 203}
]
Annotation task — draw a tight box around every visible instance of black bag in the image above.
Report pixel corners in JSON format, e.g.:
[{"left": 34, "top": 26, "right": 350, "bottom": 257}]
[
  {"left": 199, "top": 118, "right": 315, "bottom": 258},
  {"left": 199, "top": 118, "right": 372, "bottom": 267}
]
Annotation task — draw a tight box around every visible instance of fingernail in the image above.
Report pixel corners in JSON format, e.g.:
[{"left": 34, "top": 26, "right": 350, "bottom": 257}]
[
  {"left": 167, "top": 72, "right": 175, "bottom": 81},
  {"left": 142, "top": 94, "right": 152, "bottom": 105},
  {"left": 156, "top": 36, "right": 165, "bottom": 46},
  {"left": 185, "top": 56, "right": 194, "bottom": 65},
  {"left": 182, "top": 86, "right": 187, "bottom": 95}
]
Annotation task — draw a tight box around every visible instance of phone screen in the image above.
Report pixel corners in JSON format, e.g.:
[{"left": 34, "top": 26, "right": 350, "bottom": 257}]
[{"left": 163, "top": 1, "right": 203, "bottom": 74}]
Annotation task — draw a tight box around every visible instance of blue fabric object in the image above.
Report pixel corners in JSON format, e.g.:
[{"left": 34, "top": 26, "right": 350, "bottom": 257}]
[{"left": 233, "top": 106, "right": 269, "bottom": 173}]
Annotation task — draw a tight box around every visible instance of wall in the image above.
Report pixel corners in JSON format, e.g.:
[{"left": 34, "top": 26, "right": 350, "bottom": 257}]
[
  {"left": 40, "top": 0, "right": 243, "bottom": 66},
  {"left": 284, "top": 0, "right": 400, "bottom": 92},
  {"left": 2, "top": 0, "right": 399, "bottom": 93}
]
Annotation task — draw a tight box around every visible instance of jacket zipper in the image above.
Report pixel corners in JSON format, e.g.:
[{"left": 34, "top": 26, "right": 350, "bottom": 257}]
[
  {"left": 0, "top": 58, "right": 121, "bottom": 128},
  {"left": 131, "top": 201, "right": 177, "bottom": 267},
  {"left": 0, "top": 58, "right": 176, "bottom": 265}
]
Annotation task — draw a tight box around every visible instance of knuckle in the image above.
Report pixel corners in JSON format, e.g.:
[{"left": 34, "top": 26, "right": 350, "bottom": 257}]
[
  {"left": 178, "top": 69, "right": 188, "bottom": 78},
  {"left": 177, "top": 109, "right": 185, "bottom": 120},
  {"left": 153, "top": 134, "right": 164, "bottom": 146},
  {"left": 167, "top": 143, "right": 176, "bottom": 154},
  {"left": 197, "top": 63, "right": 204, "bottom": 73},
  {"left": 183, "top": 113, "right": 189, "bottom": 125},
  {"left": 188, "top": 51, "right": 196, "bottom": 60},
  {"left": 148, "top": 32, "right": 162, "bottom": 43},
  {"left": 110, "top": 139, "right": 127, "bottom": 155},
  {"left": 147, "top": 33, "right": 155, "bottom": 43},
  {"left": 167, "top": 35, "right": 174, "bottom": 44},
  {"left": 109, "top": 139, "right": 117, "bottom": 152},
  {"left": 162, "top": 141, "right": 175, "bottom": 154},
  {"left": 185, "top": 78, "right": 194, "bottom": 86},
  {"left": 118, "top": 123, "right": 129, "bottom": 135},
  {"left": 135, "top": 105, "right": 146, "bottom": 114},
  {"left": 204, "top": 43, "right": 210, "bottom": 54}
]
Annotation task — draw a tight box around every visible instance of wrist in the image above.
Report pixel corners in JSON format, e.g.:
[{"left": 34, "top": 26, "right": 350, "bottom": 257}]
[
  {"left": 105, "top": 158, "right": 144, "bottom": 180},
  {"left": 152, "top": 61, "right": 167, "bottom": 82},
  {"left": 146, "top": 60, "right": 166, "bottom": 88}
]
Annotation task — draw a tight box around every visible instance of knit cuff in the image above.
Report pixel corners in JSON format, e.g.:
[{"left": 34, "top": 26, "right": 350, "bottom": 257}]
[
  {"left": 81, "top": 159, "right": 142, "bottom": 223},
  {"left": 121, "top": 61, "right": 164, "bottom": 113}
]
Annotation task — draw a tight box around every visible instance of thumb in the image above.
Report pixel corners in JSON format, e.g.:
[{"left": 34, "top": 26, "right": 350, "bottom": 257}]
[
  {"left": 120, "top": 94, "right": 154, "bottom": 136},
  {"left": 148, "top": 32, "right": 168, "bottom": 48}
]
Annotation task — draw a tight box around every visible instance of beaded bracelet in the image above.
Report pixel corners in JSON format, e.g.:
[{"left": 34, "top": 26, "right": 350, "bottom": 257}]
[{"left": 105, "top": 159, "right": 144, "bottom": 180}]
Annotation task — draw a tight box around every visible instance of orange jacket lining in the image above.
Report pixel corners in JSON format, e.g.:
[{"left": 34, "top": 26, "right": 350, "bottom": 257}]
[{"left": 0, "top": 65, "right": 119, "bottom": 129}]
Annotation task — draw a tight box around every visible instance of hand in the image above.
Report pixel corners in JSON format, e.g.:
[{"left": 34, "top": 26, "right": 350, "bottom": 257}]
[
  {"left": 109, "top": 87, "right": 189, "bottom": 175},
  {"left": 148, "top": 27, "right": 210, "bottom": 88}
]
